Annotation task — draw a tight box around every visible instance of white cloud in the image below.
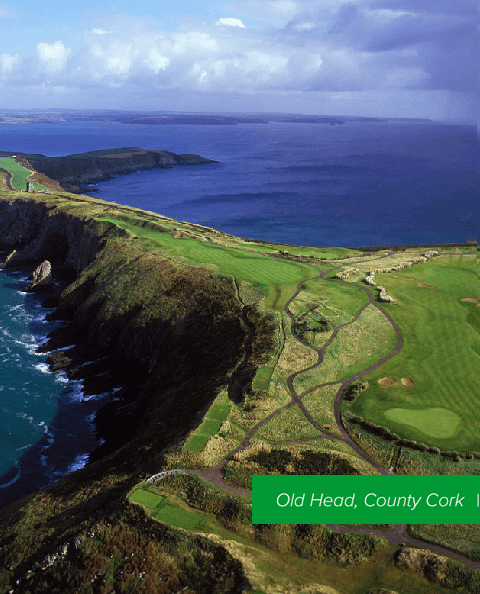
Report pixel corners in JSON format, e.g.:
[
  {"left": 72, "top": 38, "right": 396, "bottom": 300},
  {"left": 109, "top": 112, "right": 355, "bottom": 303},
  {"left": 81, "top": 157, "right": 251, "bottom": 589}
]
[
  {"left": 36, "top": 41, "right": 71, "bottom": 75},
  {"left": 0, "top": 1, "right": 473, "bottom": 118},
  {"left": 215, "top": 17, "right": 246, "bottom": 28},
  {"left": 143, "top": 48, "right": 170, "bottom": 74},
  {"left": 0, "top": 53, "right": 21, "bottom": 75},
  {"left": 89, "top": 28, "right": 112, "bottom": 35}
]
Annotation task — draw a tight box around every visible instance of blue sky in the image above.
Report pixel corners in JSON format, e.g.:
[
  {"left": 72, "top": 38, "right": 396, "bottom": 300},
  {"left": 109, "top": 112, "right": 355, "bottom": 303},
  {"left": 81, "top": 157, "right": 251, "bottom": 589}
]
[{"left": 0, "top": 0, "right": 476, "bottom": 120}]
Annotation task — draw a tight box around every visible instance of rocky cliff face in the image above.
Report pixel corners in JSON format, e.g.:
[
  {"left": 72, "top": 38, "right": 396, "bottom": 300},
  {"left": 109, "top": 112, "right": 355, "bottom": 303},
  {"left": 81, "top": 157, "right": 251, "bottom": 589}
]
[
  {"left": 0, "top": 198, "right": 118, "bottom": 272},
  {"left": 20, "top": 148, "right": 217, "bottom": 191},
  {"left": 0, "top": 194, "right": 252, "bottom": 465}
]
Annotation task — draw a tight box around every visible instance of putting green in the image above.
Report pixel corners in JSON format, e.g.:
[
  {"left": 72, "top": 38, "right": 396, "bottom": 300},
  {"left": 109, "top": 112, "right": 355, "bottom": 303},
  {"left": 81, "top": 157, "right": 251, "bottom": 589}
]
[{"left": 384, "top": 407, "right": 461, "bottom": 439}]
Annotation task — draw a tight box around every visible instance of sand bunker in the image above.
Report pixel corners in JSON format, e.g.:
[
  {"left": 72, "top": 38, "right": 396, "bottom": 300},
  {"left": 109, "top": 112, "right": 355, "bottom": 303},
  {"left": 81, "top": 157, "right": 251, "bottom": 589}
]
[
  {"left": 461, "top": 297, "right": 478, "bottom": 303},
  {"left": 394, "top": 275, "right": 415, "bottom": 281},
  {"left": 417, "top": 283, "right": 437, "bottom": 289},
  {"left": 401, "top": 378, "right": 415, "bottom": 387},
  {"left": 378, "top": 377, "right": 395, "bottom": 386}
]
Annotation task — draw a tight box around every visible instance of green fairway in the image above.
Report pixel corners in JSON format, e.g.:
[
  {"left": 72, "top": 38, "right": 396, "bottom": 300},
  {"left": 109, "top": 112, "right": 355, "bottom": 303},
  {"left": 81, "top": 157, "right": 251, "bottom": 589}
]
[
  {"left": 185, "top": 394, "right": 231, "bottom": 452},
  {"left": 0, "top": 156, "right": 45, "bottom": 191},
  {"left": 253, "top": 365, "right": 274, "bottom": 390},
  {"left": 153, "top": 504, "right": 205, "bottom": 530},
  {"left": 129, "top": 489, "right": 165, "bottom": 509},
  {"left": 184, "top": 434, "right": 209, "bottom": 452},
  {"left": 96, "top": 217, "right": 313, "bottom": 310},
  {"left": 384, "top": 407, "right": 461, "bottom": 439},
  {"left": 350, "top": 255, "right": 480, "bottom": 451},
  {"left": 207, "top": 403, "right": 230, "bottom": 421}
]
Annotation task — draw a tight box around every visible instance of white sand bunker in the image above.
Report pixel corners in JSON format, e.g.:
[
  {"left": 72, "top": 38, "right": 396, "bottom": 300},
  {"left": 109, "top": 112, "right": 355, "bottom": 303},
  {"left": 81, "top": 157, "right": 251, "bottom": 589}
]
[{"left": 401, "top": 378, "right": 415, "bottom": 387}]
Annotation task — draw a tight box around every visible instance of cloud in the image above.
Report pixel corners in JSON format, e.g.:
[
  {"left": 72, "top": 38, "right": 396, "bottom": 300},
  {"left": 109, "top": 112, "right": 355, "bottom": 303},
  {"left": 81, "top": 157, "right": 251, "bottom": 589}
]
[
  {"left": 215, "top": 17, "right": 246, "bottom": 28},
  {"left": 36, "top": 41, "right": 71, "bottom": 75},
  {"left": 0, "top": 2, "right": 474, "bottom": 116},
  {"left": 89, "top": 28, "right": 112, "bottom": 35},
  {"left": 0, "top": 53, "right": 21, "bottom": 75}
]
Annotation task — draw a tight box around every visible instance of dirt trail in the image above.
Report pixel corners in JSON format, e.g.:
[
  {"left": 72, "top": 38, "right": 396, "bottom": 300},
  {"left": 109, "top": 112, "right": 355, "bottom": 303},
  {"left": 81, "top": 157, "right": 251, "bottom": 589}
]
[{"left": 150, "top": 249, "right": 480, "bottom": 570}]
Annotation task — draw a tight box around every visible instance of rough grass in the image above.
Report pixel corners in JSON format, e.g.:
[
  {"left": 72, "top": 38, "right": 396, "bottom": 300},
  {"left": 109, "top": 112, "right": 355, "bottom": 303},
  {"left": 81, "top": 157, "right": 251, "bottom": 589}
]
[
  {"left": 294, "top": 305, "right": 395, "bottom": 394},
  {"left": 223, "top": 445, "right": 366, "bottom": 491},
  {"left": 302, "top": 384, "right": 342, "bottom": 435},
  {"left": 408, "top": 525, "right": 480, "bottom": 562},
  {"left": 256, "top": 404, "right": 321, "bottom": 442},
  {"left": 351, "top": 256, "right": 480, "bottom": 451}
]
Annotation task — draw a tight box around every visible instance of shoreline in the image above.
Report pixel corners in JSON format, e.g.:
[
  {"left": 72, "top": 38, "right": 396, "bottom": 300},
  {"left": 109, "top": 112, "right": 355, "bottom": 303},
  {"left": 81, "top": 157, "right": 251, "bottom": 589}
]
[{"left": 0, "top": 264, "right": 132, "bottom": 508}]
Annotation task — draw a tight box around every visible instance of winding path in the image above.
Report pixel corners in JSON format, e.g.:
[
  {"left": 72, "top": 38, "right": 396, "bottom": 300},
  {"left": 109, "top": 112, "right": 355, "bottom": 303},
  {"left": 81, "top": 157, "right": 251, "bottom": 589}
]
[
  {"left": 0, "top": 167, "right": 14, "bottom": 190},
  {"left": 149, "top": 248, "right": 479, "bottom": 570}
]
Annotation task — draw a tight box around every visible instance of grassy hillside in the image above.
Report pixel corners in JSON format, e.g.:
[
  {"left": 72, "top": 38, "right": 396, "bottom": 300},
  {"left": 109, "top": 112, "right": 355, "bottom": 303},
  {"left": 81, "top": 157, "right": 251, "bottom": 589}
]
[{"left": 0, "top": 173, "right": 478, "bottom": 593}]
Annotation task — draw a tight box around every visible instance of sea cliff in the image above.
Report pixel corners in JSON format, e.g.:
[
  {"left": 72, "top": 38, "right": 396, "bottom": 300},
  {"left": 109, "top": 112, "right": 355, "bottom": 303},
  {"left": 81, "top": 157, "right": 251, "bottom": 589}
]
[{"left": 0, "top": 190, "right": 272, "bottom": 591}]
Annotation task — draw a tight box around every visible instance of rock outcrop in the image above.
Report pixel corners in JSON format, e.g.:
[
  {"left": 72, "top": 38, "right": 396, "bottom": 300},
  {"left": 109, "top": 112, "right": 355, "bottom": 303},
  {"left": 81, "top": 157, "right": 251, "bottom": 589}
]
[
  {"left": 24, "top": 259, "right": 52, "bottom": 291},
  {"left": 396, "top": 548, "right": 448, "bottom": 585},
  {"left": 0, "top": 199, "right": 118, "bottom": 273}
]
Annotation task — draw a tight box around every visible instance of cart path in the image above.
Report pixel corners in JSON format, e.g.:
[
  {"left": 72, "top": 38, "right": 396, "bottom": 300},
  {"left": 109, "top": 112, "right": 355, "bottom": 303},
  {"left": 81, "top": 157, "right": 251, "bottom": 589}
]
[
  {"left": 0, "top": 168, "right": 14, "bottom": 190},
  {"left": 151, "top": 250, "right": 480, "bottom": 570}
]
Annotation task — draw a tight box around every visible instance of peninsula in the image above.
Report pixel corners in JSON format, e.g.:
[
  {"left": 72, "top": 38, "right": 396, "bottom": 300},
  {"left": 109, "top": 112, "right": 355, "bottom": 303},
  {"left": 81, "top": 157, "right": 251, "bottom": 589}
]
[
  {"left": 0, "top": 156, "right": 477, "bottom": 594},
  {"left": 0, "top": 147, "right": 217, "bottom": 193}
]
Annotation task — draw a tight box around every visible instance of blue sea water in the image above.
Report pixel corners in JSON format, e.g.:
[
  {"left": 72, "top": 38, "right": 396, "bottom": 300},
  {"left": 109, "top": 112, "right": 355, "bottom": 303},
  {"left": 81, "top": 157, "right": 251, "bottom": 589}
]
[
  {"left": 0, "top": 267, "right": 110, "bottom": 507},
  {"left": 0, "top": 119, "right": 476, "bottom": 504},
  {"left": 0, "top": 119, "right": 476, "bottom": 246}
]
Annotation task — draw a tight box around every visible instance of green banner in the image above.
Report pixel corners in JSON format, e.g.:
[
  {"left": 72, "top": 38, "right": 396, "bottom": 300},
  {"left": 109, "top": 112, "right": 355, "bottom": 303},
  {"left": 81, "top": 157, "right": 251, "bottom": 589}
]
[{"left": 252, "top": 475, "right": 480, "bottom": 524}]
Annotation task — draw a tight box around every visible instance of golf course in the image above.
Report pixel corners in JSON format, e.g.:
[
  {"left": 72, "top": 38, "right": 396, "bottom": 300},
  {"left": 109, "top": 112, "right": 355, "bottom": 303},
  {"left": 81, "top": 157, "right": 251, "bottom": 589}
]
[{"left": 0, "top": 156, "right": 478, "bottom": 594}]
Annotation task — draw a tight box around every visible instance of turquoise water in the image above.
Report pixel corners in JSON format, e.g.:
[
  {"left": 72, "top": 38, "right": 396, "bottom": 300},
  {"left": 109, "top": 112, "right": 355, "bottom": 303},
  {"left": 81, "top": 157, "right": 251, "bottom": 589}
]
[{"left": 0, "top": 266, "right": 102, "bottom": 507}]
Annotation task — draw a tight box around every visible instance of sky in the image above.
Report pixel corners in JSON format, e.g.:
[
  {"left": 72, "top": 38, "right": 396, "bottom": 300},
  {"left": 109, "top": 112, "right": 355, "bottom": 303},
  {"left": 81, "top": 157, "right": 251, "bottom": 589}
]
[{"left": 0, "top": 0, "right": 476, "bottom": 120}]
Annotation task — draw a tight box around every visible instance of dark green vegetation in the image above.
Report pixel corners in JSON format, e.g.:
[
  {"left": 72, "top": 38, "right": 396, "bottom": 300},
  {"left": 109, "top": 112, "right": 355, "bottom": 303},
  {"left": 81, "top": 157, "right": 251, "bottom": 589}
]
[
  {"left": 223, "top": 446, "right": 362, "bottom": 491},
  {"left": 0, "top": 164, "right": 477, "bottom": 593}
]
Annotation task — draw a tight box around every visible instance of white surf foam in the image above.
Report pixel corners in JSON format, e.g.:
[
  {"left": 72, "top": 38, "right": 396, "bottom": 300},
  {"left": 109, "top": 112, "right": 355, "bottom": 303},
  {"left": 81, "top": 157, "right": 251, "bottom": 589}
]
[{"left": 0, "top": 464, "right": 21, "bottom": 489}]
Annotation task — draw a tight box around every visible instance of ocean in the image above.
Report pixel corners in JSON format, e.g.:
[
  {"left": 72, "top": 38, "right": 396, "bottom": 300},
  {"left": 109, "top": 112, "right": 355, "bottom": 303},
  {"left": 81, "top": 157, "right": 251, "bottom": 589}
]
[{"left": 0, "top": 119, "right": 476, "bottom": 505}]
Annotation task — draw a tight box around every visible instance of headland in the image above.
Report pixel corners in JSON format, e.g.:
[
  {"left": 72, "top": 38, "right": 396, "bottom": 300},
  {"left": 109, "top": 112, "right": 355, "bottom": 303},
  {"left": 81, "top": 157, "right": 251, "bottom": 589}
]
[{"left": 0, "top": 157, "right": 477, "bottom": 594}]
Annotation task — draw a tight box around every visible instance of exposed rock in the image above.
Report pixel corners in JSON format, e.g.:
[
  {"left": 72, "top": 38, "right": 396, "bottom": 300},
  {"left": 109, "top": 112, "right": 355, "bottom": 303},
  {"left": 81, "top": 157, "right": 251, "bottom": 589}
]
[
  {"left": 378, "top": 286, "right": 394, "bottom": 303},
  {"left": 0, "top": 199, "right": 118, "bottom": 272},
  {"left": 336, "top": 267, "right": 360, "bottom": 280},
  {"left": 24, "top": 260, "right": 52, "bottom": 291},
  {"left": 395, "top": 548, "right": 447, "bottom": 585},
  {"left": 0, "top": 249, "right": 16, "bottom": 268}
]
